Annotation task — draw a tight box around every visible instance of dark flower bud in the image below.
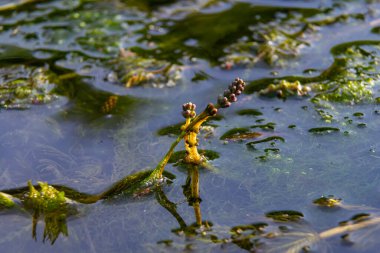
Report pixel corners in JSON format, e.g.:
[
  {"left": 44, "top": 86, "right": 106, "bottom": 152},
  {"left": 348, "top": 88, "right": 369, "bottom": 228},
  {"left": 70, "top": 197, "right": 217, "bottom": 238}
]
[
  {"left": 234, "top": 77, "right": 244, "bottom": 86},
  {"left": 223, "top": 89, "right": 231, "bottom": 97},
  {"left": 182, "top": 102, "right": 196, "bottom": 111},
  {"left": 237, "top": 84, "right": 244, "bottom": 92},
  {"left": 210, "top": 108, "right": 218, "bottom": 116},
  {"left": 229, "top": 93, "right": 237, "bottom": 102},
  {"left": 182, "top": 110, "right": 190, "bottom": 118},
  {"left": 221, "top": 101, "right": 231, "bottom": 108},
  {"left": 217, "top": 95, "right": 228, "bottom": 105},
  {"left": 182, "top": 102, "right": 197, "bottom": 118},
  {"left": 206, "top": 103, "right": 218, "bottom": 116},
  {"left": 229, "top": 85, "right": 237, "bottom": 93},
  {"left": 235, "top": 90, "right": 242, "bottom": 96},
  {"left": 182, "top": 109, "right": 196, "bottom": 119}
]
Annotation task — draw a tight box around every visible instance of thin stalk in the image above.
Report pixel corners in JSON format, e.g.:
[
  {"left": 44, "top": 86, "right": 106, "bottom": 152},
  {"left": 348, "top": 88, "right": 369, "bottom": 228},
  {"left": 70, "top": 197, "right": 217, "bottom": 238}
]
[
  {"left": 319, "top": 217, "right": 380, "bottom": 239},
  {"left": 146, "top": 109, "right": 213, "bottom": 182},
  {"left": 155, "top": 187, "right": 187, "bottom": 229},
  {"left": 191, "top": 168, "right": 202, "bottom": 226}
]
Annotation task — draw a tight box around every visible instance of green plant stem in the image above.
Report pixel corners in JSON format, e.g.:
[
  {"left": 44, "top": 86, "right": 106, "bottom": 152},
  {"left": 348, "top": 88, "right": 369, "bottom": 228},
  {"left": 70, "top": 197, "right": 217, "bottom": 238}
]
[
  {"left": 319, "top": 217, "right": 380, "bottom": 239},
  {"left": 146, "top": 109, "right": 213, "bottom": 182}
]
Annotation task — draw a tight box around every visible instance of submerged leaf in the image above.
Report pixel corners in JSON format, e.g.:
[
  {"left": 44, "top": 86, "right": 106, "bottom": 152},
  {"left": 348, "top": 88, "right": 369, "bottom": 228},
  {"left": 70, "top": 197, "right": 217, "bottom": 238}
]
[
  {"left": 100, "top": 170, "right": 175, "bottom": 199},
  {"left": 220, "top": 127, "right": 261, "bottom": 141},
  {"left": 308, "top": 127, "right": 340, "bottom": 134},
  {"left": 266, "top": 210, "right": 304, "bottom": 222},
  {"left": 113, "top": 49, "right": 182, "bottom": 88},
  {"left": 0, "top": 192, "right": 16, "bottom": 209},
  {"left": 0, "top": 66, "right": 59, "bottom": 110},
  {"left": 246, "top": 136, "right": 285, "bottom": 146},
  {"left": 236, "top": 108, "right": 263, "bottom": 116}
]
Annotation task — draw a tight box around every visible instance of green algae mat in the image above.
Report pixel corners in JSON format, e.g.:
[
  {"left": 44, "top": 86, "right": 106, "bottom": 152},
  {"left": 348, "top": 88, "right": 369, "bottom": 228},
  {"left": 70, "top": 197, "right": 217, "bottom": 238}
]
[{"left": 2, "top": 0, "right": 380, "bottom": 252}]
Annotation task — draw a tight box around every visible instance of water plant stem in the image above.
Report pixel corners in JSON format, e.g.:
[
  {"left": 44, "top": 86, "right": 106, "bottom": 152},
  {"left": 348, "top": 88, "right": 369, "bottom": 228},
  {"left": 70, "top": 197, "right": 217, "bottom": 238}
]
[
  {"left": 319, "top": 217, "right": 380, "bottom": 239},
  {"left": 146, "top": 77, "right": 245, "bottom": 183},
  {"left": 191, "top": 168, "right": 202, "bottom": 226},
  {"left": 146, "top": 109, "right": 213, "bottom": 182}
]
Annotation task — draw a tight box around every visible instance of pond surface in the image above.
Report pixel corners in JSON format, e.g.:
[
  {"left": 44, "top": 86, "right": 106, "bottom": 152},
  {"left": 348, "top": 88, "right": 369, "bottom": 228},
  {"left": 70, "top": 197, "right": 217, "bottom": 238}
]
[{"left": 1, "top": 0, "right": 380, "bottom": 252}]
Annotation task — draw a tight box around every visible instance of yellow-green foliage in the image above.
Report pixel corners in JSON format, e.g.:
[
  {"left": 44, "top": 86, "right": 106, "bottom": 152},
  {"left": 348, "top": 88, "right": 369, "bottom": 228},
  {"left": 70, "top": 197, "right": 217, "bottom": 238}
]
[
  {"left": 259, "top": 80, "right": 311, "bottom": 98},
  {"left": 0, "top": 66, "right": 57, "bottom": 109},
  {"left": 0, "top": 192, "right": 15, "bottom": 209},
  {"left": 25, "top": 181, "right": 66, "bottom": 212},
  {"left": 313, "top": 79, "right": 374, "bottom": 104},
  {"left": 113, "top": 49, "right": 182, "bottom": 88},
  {"left": 42, "top": 212, "right": 68, "bottom": 244},
  {"left": 24, "top": 181, "right": 69, "bottom": 244}
]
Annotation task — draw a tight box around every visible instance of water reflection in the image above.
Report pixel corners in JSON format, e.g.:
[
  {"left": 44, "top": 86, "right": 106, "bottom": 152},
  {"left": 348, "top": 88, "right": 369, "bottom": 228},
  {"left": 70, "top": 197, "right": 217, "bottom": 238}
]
[
  {"left": 0, "top": 165, "right": 207, "bottom": 245},
  {"left": 158, "top": 165, "right": 206, "bottom": 229},
  {"left": 3, "top": 164, "right": 380, "bottom": 252}
]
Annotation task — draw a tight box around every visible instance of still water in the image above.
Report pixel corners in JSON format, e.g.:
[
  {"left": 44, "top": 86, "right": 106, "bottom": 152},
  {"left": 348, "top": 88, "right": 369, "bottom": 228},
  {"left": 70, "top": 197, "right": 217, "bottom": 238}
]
[{"left": 1, "top": 0, "right": 380, "bottom": 252}]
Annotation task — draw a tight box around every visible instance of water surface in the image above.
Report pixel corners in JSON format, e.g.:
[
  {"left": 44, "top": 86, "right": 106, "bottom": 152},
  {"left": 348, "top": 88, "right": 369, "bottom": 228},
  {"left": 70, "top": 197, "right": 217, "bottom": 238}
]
[{"left": 1, "top": 0, "right": 380, "bottom": 252}]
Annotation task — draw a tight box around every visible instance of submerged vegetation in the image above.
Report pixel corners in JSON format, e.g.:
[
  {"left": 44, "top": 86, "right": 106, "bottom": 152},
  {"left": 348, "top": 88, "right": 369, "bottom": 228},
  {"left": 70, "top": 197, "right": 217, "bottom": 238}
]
[{"left": 0, "top": 66, "right": 58, "bottom": 109}]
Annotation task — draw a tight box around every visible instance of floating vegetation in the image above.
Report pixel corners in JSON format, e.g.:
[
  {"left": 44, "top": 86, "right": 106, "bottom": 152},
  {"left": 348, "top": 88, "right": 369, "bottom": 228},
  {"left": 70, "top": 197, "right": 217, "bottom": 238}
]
[
  {"left": 0, "top": 192, "right": 15, "bottom": 209},
  {"left": 353, "top": 112, "right": 364, "bottom": 118},
  {"left": 247, "top": 42, "right": 380, "bottom": 124},
  {"left": 20, "top": 181, "right": 71, "bottom": 244},
  {"left": 191, "top": 70, "right": 213, "bottom": 83},
  {"left": 251, "top": 122, "right": 276, "bottom": 131},
  {"left": 0, "top": 66, "right": 58, "bottom": 109},
  {"left": 112, "top": 49, "right": 182, "bottom": 88},
  {"left": 155, "top": 204, "right": 380, "bottom": 253},
  {"left": 308, "top": 127, "right": 340, "bottom": 133},
  {"left": 266, "top": 210, "right": 304, "bottom": 222},
  {"left": 259, "top": 80, "right": 311, "bottom": 98},
  {"left": 236, "top": 108, "right": 263, "bottom": 116},
  {"left": 0, "top": 0, "right": 43, "bottom": 12},
  {"left": 218, "top": 3, "right": 366, "bottom": 68},
  {"left": 246, "top": 136, "right": 285, "bottom": 146},
  {"left": 100, "top": 170, "right": 175, "bottom": 200},
  {"left": 24, "top": 181, "right": 68, "bottom": 212},
  {"left": 219, "top": 127, "right": 261, "bottom": 141},
  {"left": 313, "top": 195, "right": 342, "bottom": 208},
  {"left": 157, "top": 122, "right": 184, "bottom": 136}
]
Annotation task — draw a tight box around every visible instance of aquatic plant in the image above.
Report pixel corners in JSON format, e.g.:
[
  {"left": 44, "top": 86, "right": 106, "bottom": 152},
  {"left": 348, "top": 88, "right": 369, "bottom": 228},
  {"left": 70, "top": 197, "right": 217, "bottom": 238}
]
[
  {"left": 0, "top": 192, "right": 15, "bottom": 209},
  {"left": 112, "top": 49, "right": 182, "bottom": 88},
  {"left": 0, "top": 0, "right": 43, "bottom": 12},
  {"left": 259, "top": 80, "right": 311, "bottom": 98},
  {"left": 15, "top": 181, "right": 72, "bottom": 244},
  {"left": 144, "top": 77, "right": 245, "bottom": 184},
  {"left": 0, "top": 66, "right": 58, "bottom": 110},
  {"left": 244, "top": 42, "right": 380, "bottom": 126}
]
